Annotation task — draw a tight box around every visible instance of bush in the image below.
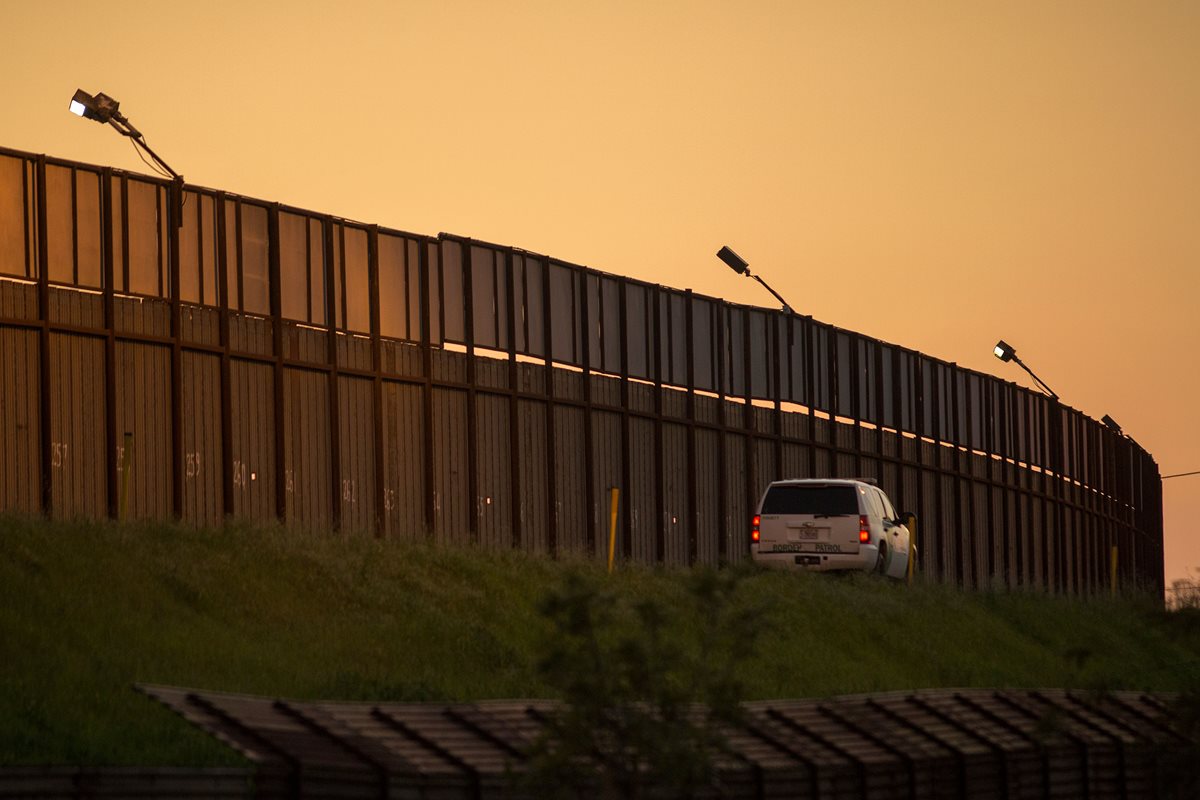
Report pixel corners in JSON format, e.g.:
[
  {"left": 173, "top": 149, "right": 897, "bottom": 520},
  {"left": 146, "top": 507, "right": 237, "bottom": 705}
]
[{"left": 522, "top": 566, "right": 765, "bottom": 798}]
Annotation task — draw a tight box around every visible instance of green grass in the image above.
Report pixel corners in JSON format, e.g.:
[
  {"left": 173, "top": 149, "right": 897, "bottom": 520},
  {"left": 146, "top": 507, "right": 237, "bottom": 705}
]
[{"left": 1, "top": 514, "right": 1197, "bottom": 766}]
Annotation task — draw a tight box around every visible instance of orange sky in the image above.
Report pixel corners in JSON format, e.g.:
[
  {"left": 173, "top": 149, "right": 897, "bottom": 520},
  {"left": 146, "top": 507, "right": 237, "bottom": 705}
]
[{"left": 3, "top": 0, "right": 1197, "bottom": 586}]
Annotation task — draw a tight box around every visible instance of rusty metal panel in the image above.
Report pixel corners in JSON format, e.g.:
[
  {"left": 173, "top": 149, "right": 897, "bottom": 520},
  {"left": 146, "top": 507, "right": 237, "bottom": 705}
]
[
  {"left": 469, "top": 245, "right": 507, "bottom": 351},
  {"left": 588, "top": 410, "right": 623, "bottom": 559},
  {"left": 0, "top": 155, "right": 31, "bottom": 279},
  {"left": 114, "top": 341, "right": 173, "bottom": 521},
  {"left": 972, "top": 481, "right": 990, "bottom": 585},
  {"left": 48, "top": 286, "right": 103, "bottom": 328},
  {"left": 940, "top": 474, "right": 961, "bottom": 582},
  {"left": 474, "top": 357, "right": 508, "bottom": 392},
  {"left": 781, "top": 442, "right": 808, "bottom": 480},
  {"left": 693, "top": 428, "right": 721, "bottom": 565},
  {"left": 0, "top": 280, "right": 38, "bottom": 321},
  {"left": 180, "top": 351, "right": 222, "bottom": 526},
  {"left": 113, "top": 294, "right": 170, "bottom": 338},
  {"left": 380, "top": 340, "right": 424, "bottom": 379},
  {"left": 660, "top": 422, "right": 689, "bottom": 566},
  {"left": 517, "top": 398, "right": 548, "bottom": 553},
  {"left": 724, "top": 433, "right": 747, "bottom": 560},
  {"left": 1016, "top": 488, "right": 1032, "bottom": 587},
  {"left": 812, "top": 445, "right": 831, "bottom": 478},
  {"left": 229, "top": 358, "right": 275, "bottom": 522},
  {"left": 282, "top": 368, "right": 332, "bottom": 530},
  {"left": 0, "top": 326, "right": 40, "bottom": 512},
  {"left": 380, "top": 380, "right": 425, "bottom": 539},
  {"left": 858, "top": 456, "right": 881, "bottom": 484},
  {"left": 627, "top": 417, "right": 657, "bottom": 563},
  {"left": 919, "top": 469, "right": 941, "bottom": 580},
  {"left": 112, "top": 343, "right": 174, "bottom": 522},
  {"left": 180, "top": 305, "right": 220, "bottom": 347},
  {"left": 227, "top": 315, "right": 272, "bottom": 357},
  {"left": 432, "top": 388, "right": 470, "bottom": 545},
  {"left": 474, "top": 393, "right": 512, "bottom": 551},
  {"left": 753, "top": 437, "right": 776, "bottom": 505},
  {"left": 430, "top": 347, "right": 467, "bottom": 384},
  {"left": 834, "top": 452, "right": 855, "bottom": 478},
  {"left": 900, "top": 463, "right": 920, "bottom": 522},
  {"left": 335, "top": 333, "right": 372, "bottom": 373},
  {"left": 48, "top": 333, "right": 107, "bottom": 518},
  {"left": 553, "top": 405, "right": 589, "bottom": 556},
  {"left": 283, "top": 325, "right": 329, "bottom": 366},
  {"left": 338, "top": 376, "right": 376, "bottom": 535}
]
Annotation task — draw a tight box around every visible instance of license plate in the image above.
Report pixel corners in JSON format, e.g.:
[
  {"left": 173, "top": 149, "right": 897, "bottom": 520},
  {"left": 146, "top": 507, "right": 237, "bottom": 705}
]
[{"left": 772, "top": 542, "right": 854, "bottom": 554}]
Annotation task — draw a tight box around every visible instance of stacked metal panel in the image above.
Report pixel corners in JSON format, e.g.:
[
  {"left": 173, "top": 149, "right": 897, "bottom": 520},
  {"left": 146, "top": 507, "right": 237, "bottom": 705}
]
[{"left": 138, "top": 684, "right": 1196, "bottom": 799}]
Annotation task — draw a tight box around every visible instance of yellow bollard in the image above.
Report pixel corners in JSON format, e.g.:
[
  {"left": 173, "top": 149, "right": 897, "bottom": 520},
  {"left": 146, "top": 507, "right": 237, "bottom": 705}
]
[
  {"left": 608, "top": 488, "right": 619, "bottom": 574},
  {"left": 118, "top": 432, "right": 134, "bottom": 521},
  {"left": 905, "top": 514, "right": 918, "bottom": 585},
  {"left": 1111, "top": 546, "right": 1119, "bottom": 597}
]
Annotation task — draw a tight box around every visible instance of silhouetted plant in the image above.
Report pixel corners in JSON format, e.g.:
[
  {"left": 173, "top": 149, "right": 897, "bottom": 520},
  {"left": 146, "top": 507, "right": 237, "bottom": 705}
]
[{"left": 521, "top": 566, "right": 765, "bottom": 799}]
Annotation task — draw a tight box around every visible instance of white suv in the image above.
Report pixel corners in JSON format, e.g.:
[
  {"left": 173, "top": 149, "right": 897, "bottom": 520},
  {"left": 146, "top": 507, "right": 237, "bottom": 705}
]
[{"left": 751, "top": 479, "right": 913, "bottom": 578}]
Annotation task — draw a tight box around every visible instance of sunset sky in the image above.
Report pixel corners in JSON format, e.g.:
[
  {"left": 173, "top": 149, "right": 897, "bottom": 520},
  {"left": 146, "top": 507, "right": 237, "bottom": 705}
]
[{"left": 3, "top": 0, "right": 1197, "bottom": 585}]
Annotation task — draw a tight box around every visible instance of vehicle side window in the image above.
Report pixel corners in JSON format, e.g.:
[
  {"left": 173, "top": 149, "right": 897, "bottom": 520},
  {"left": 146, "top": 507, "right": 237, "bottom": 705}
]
[
  {"left": 879, "top": 490, "right": 897, "bottom": 520},
  {"left": 865, "top": 489, "right": 885, "bottom": 520}
]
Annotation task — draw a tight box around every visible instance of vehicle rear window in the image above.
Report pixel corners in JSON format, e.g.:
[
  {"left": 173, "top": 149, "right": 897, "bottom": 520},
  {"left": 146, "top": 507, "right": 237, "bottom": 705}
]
[{"left": 761, "top": 485, "right": 858, "bottom": 515}]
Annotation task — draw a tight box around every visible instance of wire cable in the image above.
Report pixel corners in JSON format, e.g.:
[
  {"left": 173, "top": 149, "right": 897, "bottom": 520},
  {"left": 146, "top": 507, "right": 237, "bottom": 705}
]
[{"left": 128, "top": 136, "right": 171, "bottom": 179}]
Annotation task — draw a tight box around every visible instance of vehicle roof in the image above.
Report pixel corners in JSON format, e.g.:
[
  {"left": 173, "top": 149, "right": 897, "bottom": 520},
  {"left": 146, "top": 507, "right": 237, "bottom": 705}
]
[{"left": 767, "top": 478, "right": 879, "bottom": 488}]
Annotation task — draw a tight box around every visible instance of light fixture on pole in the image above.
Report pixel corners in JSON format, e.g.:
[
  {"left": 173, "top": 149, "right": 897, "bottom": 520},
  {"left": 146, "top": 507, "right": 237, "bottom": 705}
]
[
  {"left": 992, "top": 340, "right": 1059, "bottom": 400},
  {"left": 717, "top": 245, "right": 794, "bottom": 314},
  {"left": 68, "top": 89, "right": 184, "bottom": 227}
]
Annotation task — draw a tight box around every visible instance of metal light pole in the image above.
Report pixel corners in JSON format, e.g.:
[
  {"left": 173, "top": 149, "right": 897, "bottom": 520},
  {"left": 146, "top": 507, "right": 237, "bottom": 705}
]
[
  {"left": 69, "top": 89, "right": 184, "bottom": 227},
  {"left": 716, "top": 245, "right": 795, "bottom": 314},
  {"left": 992, "top": 340, "right": 1059, "bottom": 400}
]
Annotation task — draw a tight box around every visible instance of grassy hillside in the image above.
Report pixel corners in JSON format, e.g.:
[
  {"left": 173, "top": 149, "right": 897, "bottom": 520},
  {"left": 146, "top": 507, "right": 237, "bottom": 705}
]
[{"left": 1, "top": 514, "right": 1196, "bottom": 766}]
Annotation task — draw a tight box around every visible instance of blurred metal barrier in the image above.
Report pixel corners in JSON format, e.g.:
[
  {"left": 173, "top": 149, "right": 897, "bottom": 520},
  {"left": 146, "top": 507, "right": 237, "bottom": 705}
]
[
  {"left": 135, "top": 684, "right": 1195, "bottom": 799},
  {"left": 0, "top": 146, "right": 1163, "bottom": 594},
  {"left": 0, "top": 767, "right": 253, "bottom": 798}
]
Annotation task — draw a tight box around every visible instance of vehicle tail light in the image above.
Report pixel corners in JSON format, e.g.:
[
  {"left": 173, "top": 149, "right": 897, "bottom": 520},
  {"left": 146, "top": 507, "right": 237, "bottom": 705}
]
[
  {"left": 859, "top": 515, "right": 870, "bottom": 543},
  {"left": 752, "top": 514, "right": 760, "bottom": 543}
]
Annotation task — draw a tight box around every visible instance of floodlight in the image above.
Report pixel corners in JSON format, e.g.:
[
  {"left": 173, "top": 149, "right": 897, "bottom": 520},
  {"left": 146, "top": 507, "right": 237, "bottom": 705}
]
[
  {"left": 1101, "top": 415, "right": 1122, "bottom": 433},
  {"left": 717, "top": 245, "right": 749, "bottom": 276},
  {"left": 68, "top": 89, "right": 122, "bottom": 124},
  {"left": 716, "top": 244, "right": 795, "bottom": 314},
  {"left": 990, "top": 338, "right": 1058, "bottom": 400}
]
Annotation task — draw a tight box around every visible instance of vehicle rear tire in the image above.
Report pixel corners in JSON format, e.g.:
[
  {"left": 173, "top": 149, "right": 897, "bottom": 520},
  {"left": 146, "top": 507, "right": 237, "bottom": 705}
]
[{"left": 875, "top": 541, "right": 888, "bottom": 575}]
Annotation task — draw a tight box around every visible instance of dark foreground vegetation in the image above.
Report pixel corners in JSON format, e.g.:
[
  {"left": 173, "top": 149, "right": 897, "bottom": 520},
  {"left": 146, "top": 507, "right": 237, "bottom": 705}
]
[{"left": 1, "top": 514, "right": 1198, "bottom": 767}]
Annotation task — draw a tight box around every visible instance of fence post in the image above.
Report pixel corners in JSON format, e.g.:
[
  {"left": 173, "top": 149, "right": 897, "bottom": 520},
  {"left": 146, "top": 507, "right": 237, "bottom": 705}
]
[
  {"left": 608, "top": 488, "right": 619, "bottom": 574},
  {"left": 1111, "top": 545, "right": 1118, "bottom": 597},
  {"left": 905, "top": 513, "right": 918, "bottom": 585},
  {"left": 119, "top": 432, "right": 134, "bottom": 521}
]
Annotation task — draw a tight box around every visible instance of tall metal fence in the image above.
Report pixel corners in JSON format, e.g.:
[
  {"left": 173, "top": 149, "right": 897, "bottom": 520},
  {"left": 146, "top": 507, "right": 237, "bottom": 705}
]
[{"left": 0, "top": 146, "right": 1163, "bottom": 593}]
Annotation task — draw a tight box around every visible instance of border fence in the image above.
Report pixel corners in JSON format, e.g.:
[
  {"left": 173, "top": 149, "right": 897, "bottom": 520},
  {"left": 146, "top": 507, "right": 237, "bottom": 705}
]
[{"left": 0, "top": 147, "right": 1163, "bottom": 594}]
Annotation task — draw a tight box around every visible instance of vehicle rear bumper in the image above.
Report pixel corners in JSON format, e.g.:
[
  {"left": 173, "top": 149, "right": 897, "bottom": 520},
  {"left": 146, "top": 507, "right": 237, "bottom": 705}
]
[{"left": 751, "top": 543, "right": 879, "bottom": 573}]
